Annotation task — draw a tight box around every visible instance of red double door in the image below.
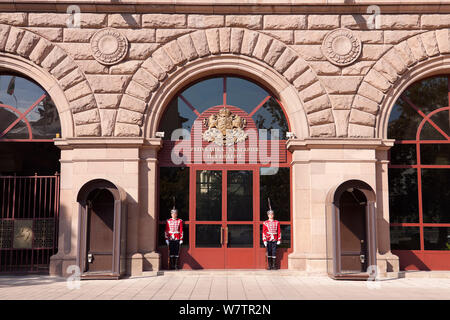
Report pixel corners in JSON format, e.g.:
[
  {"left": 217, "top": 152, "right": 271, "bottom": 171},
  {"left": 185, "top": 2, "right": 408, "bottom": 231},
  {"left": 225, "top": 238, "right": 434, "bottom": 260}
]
[{"left": 185, "top": 166, "right": 276, "bottom": 269}]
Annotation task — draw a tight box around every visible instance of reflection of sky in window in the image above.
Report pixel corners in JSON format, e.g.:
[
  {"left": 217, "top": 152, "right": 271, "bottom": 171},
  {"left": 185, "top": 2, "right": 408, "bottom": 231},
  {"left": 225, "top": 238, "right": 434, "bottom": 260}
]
[
  {"left": 227, "top": 77, "right": 269, "bottom": 113},
  {"left": 181, "top": 78, "right": 223, "bottom": 113},
  {"left": 389, "top": 103, "right": 403, "bottom": 122},
  {"left": 177, "top": 98, "right": 197, "bottom": 131},
  {"left": 0, "top": 75, "right": 46, "bottom": 122}
]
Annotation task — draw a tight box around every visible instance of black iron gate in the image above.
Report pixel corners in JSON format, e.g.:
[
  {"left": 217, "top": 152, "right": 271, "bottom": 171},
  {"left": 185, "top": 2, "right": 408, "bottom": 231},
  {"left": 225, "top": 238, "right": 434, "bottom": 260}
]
[{"left": 0, "top": 174, "right": 60, "bottom": 273}]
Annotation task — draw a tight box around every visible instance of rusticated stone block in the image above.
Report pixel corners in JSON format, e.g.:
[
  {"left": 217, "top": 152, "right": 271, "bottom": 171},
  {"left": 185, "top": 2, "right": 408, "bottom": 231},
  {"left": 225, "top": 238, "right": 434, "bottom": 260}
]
[
  {"left": 117, "top": 108, "right": 144, "bottom": 126},
  {"left": 115, "top": 123, "right": 140, "bottom": 137},
  {"left": 349, "top": 108, "right": 376, "bottom": 127},
  {"left": 100, "top": 109, "right": 117, "bottom": 137},
  {"left": 435, "top": 29, "right": 450, "bottom": 54},
  {"left": 126, "top": 80, "right": 152, "bottom": 102},
  {"left": 384, "top": 30, "right": 423, "bottom": 44},
  {"left": 253, "top": 33, "right": 272, "bottom": 60},
  {"left": 121, "top": 29, "right": 155, "bottom": 43},
  {"left": 156, "top": 29, "right": 192, "bottom": 43},
  {"left": 188, "top": 15, "right": 224, "bottom": 28},
  {"left": 28, "top": 13, "right": 69, "bottom": 27},
  {"left": 294, "top": 30, "right": 328, "bottom": 45},
  {"left": 41, "top": 46, "right": 66, "bottom": 71},
  {"left": 230, "top": 28, "right": 244, "bottom": 54},
  {"left": 352, "top": 94, "right": 379, "bottom": 115},
  {"left": 333, "top": 109, "right": 350, "bottom": 137},
  {"left": 177, "top": 34, "right": 198, "bottom": 61},
  {"left": 341, "top": 61, "right": 374, "bottom": 76},
  {"left": 293, "top": 69, "right": 316, "bottom": 91},
  {"left": 165, "top": 40, "right": 187, "bottom": 65},
  {"left": 219, "top": 28, "right": 231, "bottom": 53},
  {"left": 141, "top": 57, "right": 166, "bottom": 81},
  {"left": 240, "top": 30, "right": 259, "bottom": 56},
  {"left": 298, "top": 81, "right": 326, "bottom": 103},
  {"left": 383, "top": 49, "right": 407, "bottom": 75},
  {"left": 394, "top": 42, "right": 415, "bottom": 67},
  {"left": 0, "top": 25, "right": 11, "bottom": 51},
  {"left": 364, "top": 70, "right": 391, "bottom": 93},
  {"left": 5, "top": 28, "right": 24, "bottom": 53},
  {"left": 152, "top": 47, "right": 175, "bottom": 73},
  {"left": 143, "top": 14, "right": 186, "bottom": 28},
  {"left": 191, "top": 30, "right": 210, "bottom": 57},
  {"left": 406, "top": 35, "right": 428, "bottom": 62},
  {"left": 320, "top": 76, "right": 362, "bottom": 95},
  {"left": 65, "top": 81, "right": 92, "bottom": 102},
  {"left": 303, "top": 94, "right": 331, "bottom": 114},
  {"left": 420, "top": 32, "right": 440, "bottom": 57},
  {"left": 329, "top": 94, "right": 354, "bottom": 110},
  {"left": 108, "top": 14, "right": 141, "bottom": 28},
  {"left": 63, "top": 28, "right": 96, "bottom": 43},
  {"left": 292, "top": 45, "right": 324, "bottom": 61},
  {"left": 70, "top": 94, "right": 97, "bottom": 114},
  {"left": 307, "top": 109, "right": 334, "bottom": 126},
  {"left": 379, "top": 14, "right": 420, "bottom": 29},
  {"left": 128, "top": 43, "right": 158, "bottom": 60},
  {"left": 357, "top": 82, "right": 384, "bottom": 104},
  {"left": 25, "top": 28, "right": 62, "bottom": 42},
  {"left": 264, "top": 40, "right": 285, "bottom": 66},
  {"left": 133, "top": 68, "right": 159, "bottom": 92},
  {"left": 225, "top": 15, "right": 262, "bottom": 30},
  {"left": 273, "top": 48, "right": 297, "bottom": 73},
  {"left": 110, "top": 61, "right": 142, "bottom": 75},
  {"left": 76, "top": 60, "right": 109, "bottom": 75},
  {"left": 86, "top": 75, "right": 130, "bottom": 93},
  {"left": 373, "top": 59, "right": 398, "bottom": 84},
  {"left": 75, "top": 123, "right": 101, "bottom": 137},
  {"left": 283, "top": 58, "right": 308, "bottom": 82},
  {"left": 59, "top": 68, "right": 84, "bottom": 90},
  {"left": 29, "top": 38, "right": 53, "bottom": 65},
  {"left": 57, "top": 43, "right": 92, "bottom": 60},
  {"left": 120, "top": 94, "right": 147, "bottom": 113},
  {"left": 348, "top": 123, "right": 374, "bottom": 138},
  {"left": 308, "top": 15, "right": 339, "bottom": 29},
  {"left": 80, "top": 13, "right": 107, "bottom": 28},
  {"left": 0, "top": 13, "right": 27, "bottom": 26},
  {"left": 95, "top": 94, "right": 121, "bottom": 109},
  {"left": 310, "top": 123, "right": 336, "bottom": 137},
  {"left": 261, "top": 30, "right": 293, "bottom": 45},
  {"left": 51, "top": 57, "right": 78, "bottom": 80},
  {"left": 263, "top": 15, "right": 306, "bottom": 30},
  {"left": 73, "top": 109, "right": 101, "bottom": 125},
  {"left": 205, "top": 28, "right": 220, "bottom": 55},
  {"left": 16, "top": 31, "right": 39, "bottom": 58},
  {"left": 421, "top": 14, "right": 450, "bottom": 28}
]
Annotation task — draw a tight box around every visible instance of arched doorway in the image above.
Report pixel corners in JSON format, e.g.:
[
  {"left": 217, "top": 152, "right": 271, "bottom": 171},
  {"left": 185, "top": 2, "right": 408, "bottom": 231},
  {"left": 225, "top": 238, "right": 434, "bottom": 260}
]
[
  {"left": 156, "top": 75, "right": 293, "bottom": 269},
  {"left": 388, "top": 74, "right": 450, "bottom": 270},
  {"left": 0, "top": 73, "right": 61, "bottom": 273},
  {"left": 76, "top": 179, "right": 127, "bottom": 279},
  {"left": 326, "top": 180, "right": 377, "bottom": 279}
]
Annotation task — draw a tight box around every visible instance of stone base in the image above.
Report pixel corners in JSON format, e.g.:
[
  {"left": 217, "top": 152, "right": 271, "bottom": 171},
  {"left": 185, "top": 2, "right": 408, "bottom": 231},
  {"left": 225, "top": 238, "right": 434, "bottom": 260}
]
[
  {"left": 49, "top": 253, "right": 77, "bottom": 277},
  {"left": 143, "top": 251, "right": 161, "bottom": 271},
  {"left": 288, "top": 253, "right": 328, "bottom": 275},
  {"left": 377, "top": 251, "right": 400, "bottom": 275},
  {"left": 126, "top": 253, "right": 144, "bottom": 276}
]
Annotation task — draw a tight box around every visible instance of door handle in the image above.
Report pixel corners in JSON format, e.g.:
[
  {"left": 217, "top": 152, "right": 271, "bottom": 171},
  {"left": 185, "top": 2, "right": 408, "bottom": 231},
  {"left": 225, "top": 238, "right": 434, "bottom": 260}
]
[
  {"left": 225, "top": 227, "right": 228, "bottom": 245},
  {"left": 87, "top": 253, "right": 94, "bottom": 263},
  {"left": 360, "top": 254, "right": 365, "bottom": 264},
  {"left": 220, "top": 227, "right": 223, "bottom": 245}
]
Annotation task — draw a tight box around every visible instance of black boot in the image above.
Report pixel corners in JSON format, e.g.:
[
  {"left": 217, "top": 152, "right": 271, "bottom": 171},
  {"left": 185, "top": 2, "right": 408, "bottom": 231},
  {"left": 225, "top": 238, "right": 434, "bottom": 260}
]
[
  {"left": 169, "top": 257, "right": 174, "bottom": 270},
  {"left": 174, "top": 257, "right": 179, "bottom": 270},
  {"left": 272, "top": 257, "right": 278, "bottom": 270},
  {"left": 267, "top": 257, "right": 272, "bottom": 270}
]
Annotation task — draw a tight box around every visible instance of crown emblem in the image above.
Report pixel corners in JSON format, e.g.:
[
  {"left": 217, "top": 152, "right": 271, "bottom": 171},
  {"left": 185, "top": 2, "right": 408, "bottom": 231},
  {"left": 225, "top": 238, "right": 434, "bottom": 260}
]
[{"left": 202, "top": 107, "right": 247, "bottom": 146}]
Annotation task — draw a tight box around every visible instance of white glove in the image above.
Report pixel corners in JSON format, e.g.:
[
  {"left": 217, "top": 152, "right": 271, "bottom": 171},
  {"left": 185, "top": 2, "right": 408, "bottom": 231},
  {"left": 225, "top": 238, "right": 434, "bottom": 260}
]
[
  {"left": 165, "top": 240, "right": 169, "bottom": 246},
  {"left": 277, "top": 241, "right": 281, "bottom": 245},
  {"left": 264, "top": 241, "right": 267, "bottom": 247},
  {"left": 179, "top": 240, "right": 183, "bottom": 245}
]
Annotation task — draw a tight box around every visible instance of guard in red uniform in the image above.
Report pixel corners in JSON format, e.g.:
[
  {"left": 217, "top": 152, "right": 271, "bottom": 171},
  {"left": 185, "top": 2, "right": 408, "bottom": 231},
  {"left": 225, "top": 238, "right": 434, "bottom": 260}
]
[
  {"left": 165, "top": 204, "right": 183, "bottom": 270},
  {"left": 262, "top": 199, "right": 281, "bottom": 270}
]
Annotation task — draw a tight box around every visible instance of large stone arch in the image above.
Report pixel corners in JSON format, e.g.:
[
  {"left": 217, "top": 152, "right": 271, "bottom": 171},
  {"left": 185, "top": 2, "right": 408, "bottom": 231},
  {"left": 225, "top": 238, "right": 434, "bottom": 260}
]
[
  {"left": 0, "top": 24, "right": 101, "bottom": 137},
  {"left": 349, "top": 29, "right": 450, "bottom": 138},
  {"left": 115, "top": 28, "right": 335, "bottom": 138}
]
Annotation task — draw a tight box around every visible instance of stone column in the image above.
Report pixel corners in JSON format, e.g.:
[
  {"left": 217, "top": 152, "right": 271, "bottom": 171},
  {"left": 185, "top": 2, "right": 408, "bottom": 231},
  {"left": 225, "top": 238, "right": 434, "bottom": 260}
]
[{"left": 138, "top": 138, "right": 163, "bottom": 271}]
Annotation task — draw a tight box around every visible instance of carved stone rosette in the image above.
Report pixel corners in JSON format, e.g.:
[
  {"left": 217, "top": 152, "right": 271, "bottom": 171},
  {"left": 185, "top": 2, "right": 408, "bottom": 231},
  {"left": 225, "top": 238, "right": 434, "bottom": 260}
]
[
  {"left": 321, "top": 28, "right": 362, "bottom": 66},
  {"left": 90, "top": 28, "right": 128, "bottom": 65}
]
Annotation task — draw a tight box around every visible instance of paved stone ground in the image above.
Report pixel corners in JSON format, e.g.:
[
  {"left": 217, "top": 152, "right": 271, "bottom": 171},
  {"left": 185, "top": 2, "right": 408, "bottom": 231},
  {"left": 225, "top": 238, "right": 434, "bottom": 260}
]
[{"left": 1, "top": 271, "right": 450, "bottom": 300}]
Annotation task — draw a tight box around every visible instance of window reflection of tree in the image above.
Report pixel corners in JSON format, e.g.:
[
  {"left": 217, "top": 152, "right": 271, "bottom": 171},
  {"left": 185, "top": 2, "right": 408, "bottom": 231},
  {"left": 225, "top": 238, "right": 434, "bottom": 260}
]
[
  {"left": 253, "top": 98, "right": 289, "bottom": 139},
  {"left": 159, "top": 167, "right": 189, "bottom": 221},
  {"left": 388, "top": 168, "right": 419, "bottom": 223},
  {"left": 260, "top": 167, "right": 290, "bottom": 221}
]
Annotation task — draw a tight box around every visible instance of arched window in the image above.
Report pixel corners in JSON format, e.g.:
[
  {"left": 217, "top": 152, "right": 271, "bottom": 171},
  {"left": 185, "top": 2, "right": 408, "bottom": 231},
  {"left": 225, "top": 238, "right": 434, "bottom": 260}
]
[
  {"left": 0, "top": 73, "right": 61, "bottom": 142},
  {"left": 388, "top": 75, "right": 450, "bottom": 269}
]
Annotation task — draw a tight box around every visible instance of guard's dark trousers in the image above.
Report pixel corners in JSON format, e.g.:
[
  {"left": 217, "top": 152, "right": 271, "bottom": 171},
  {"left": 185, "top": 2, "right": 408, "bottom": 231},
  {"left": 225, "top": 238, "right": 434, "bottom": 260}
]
[
  {"left": 266, "top": 241, "right": 278, "bottom": 270},
  {"left": 169, "top": 240, "right": 180, "bottom": 270}
]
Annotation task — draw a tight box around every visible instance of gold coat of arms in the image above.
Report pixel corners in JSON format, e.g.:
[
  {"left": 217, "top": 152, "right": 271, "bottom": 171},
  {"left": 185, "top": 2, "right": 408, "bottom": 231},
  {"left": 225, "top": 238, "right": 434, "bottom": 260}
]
[{"left": 202, "top": 107, "right": 247, "bottom": 146}]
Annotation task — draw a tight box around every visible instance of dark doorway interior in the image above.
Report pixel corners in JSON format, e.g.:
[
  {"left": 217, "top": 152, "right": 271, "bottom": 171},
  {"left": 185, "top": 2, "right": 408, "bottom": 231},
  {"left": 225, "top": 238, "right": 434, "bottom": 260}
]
[
  {"left": 339, "top": 189, "right": 368, "bottom": 273},
  {"left": 86, "top": 189, "right": 114, "bottom": 273}
]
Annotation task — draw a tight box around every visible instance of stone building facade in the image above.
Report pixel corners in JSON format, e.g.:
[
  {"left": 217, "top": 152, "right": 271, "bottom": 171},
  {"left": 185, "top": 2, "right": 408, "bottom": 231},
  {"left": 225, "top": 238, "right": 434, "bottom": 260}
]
[{"left": 1, "top": 0, "right": 449, "bottom": 278}]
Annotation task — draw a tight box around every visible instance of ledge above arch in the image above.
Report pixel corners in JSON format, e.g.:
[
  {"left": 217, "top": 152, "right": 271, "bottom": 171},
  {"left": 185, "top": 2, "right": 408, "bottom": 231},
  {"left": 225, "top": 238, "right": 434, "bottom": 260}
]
[{"left": 114, "top": 27, "right": 335, "bottom": 139}]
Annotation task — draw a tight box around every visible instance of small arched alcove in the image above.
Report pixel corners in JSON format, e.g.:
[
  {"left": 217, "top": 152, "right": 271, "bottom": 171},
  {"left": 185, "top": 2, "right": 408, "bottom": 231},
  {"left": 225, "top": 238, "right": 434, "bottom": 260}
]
[
  {"left": 325, "top": 180, "right": 377, "bottom": 280},
  {"left": 76, "top": 179, "right": 127, "bottom": 279}
]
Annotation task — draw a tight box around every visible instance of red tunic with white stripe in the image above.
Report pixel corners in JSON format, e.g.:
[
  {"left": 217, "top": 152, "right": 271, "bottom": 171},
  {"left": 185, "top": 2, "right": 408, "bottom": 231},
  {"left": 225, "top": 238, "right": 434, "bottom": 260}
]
[
  {"left": 262, "top": 219, "right": 281, "bottom": 242},
  {"left": 165, "top": 218, "right": 183, "bottom": 241}
]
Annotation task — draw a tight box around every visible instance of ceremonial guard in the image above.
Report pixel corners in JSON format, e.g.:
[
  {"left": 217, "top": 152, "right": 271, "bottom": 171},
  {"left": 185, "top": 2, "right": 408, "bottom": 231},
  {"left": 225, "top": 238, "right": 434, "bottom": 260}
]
[
  {"left": 165, "top": 200, "right": 183, "bottom": 270},
  {"left": 262, "top": 199, "right": 281, "bottom": 270}
]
